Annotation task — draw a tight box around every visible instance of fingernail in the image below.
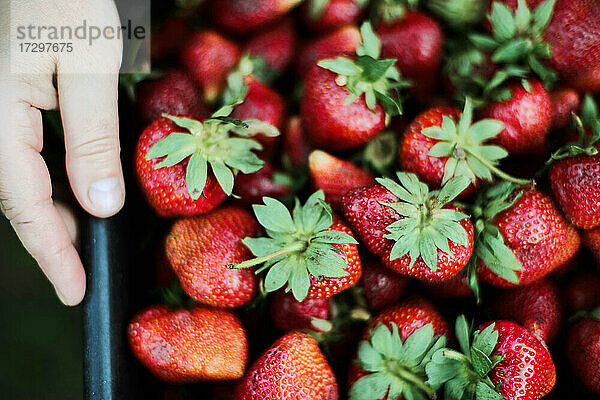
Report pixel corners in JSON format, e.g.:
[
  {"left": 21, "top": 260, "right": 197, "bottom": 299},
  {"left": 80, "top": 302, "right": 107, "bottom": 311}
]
[{"left": 88, "top": 177, "right": 123, "bottom": 215}]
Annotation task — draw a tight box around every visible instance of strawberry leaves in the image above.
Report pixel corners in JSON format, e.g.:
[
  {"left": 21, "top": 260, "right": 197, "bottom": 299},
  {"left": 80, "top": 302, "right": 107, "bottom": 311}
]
[
  {"left": 232, "top": 191, "right": 358, "bottom": 301},
  {"left": 317, "top": 21, "right": 410, "bottom": 117},
  {"left": 146, "top": 106, "right": 279, "bottom": 200},
  {"left": 350, "top": 323, "right": 445, "bottom": 400},
  {"left": 377, "top": 172, "right": 472, "bottom": 272}
]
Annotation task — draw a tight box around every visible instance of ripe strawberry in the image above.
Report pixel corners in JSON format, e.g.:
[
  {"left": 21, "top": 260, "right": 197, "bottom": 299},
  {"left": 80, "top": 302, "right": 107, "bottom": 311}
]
[
  {"left": 563, "top": 271, "right": 600, "bottom": 312},
  {"left": 342, "top": 173, "right": 475, "bottom": 282},
  {"left": 136, "top": 70, "right": 209, "bottom": 124},
  {"left": 230, "top": 190, "right": 361, "bottom": 301},
  {"left": 180, "top": 31, "right": 240, "bottom": 104},
  {"left": 493, "top": 279, "right": 562, "bottom": 342},
  {"left": 347, "top": 300, "right": 450, "bottom": 400},
  {"left": 301, "top": 0, "right": 366, "bottom": 33},
  {"left": 136, "top": 109, "right": 278, "bottom": 217},
  {"left": 428, "top": 317, "right": 556, "bottom": 400},
  {"left": 479, "top": 79, "right": 552, "bottom": 157},
  {"left": 308, "top": 150, "right": 375, "bottom": 210},
  {"left": 165, "top": 206, "right": 260, "bottom": 307},
  {"left": 301, "top": 22, "right": 408, "bottom": 151},
  {"left": 399, "top": 98, "right": 531, "bottom": 197},
  {"left": 360, "top": 256, "right": 408, "bottom": 311},
  {"left": 235, "top": 332, "right": 339, "bottom": 399},
  {"left": 233, "top": 162, "right": 290, "bottom": 205},
  {"left": 583, "top": 228, "right": 600, "bottom": 265},
  {"left": 211, "top": 0, "right": 302, "bottom": 35},
  {"left": 423, "top": 267, "right": 473, "bottom": 299},
  {"left": 151, "top": 16, "right": 189, "bottom": 62},
  {"left": 567, "top": 309, "right": 600, "bottom": 394},
  {"left": 282, "top": 116, "right": 311, "bottom": 168},
  {"left": 375, "top": 8, "right": 444, "bottom": 103},
  {"left": 269, "top": 291, "right": 331, "bottom": 332},
  {"left": 127, "top": 305, "right": 248, "bottom": 382},
  {"left": 550, "top": 87, "right": 580, "bottom": 130},
  {"left": 243, "top": 18, "right": 296, "bottom": 77},
  {"left": 296, "top": 25, "right": 362, "bottom": 77},
  {"left": 473, "top": 183, "right": 580, "bottom": 287}
]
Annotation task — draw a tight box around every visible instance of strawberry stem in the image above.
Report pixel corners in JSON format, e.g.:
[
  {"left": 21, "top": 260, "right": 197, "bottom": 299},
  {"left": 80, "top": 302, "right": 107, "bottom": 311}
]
[
  {"left": 393, "top": 366, "right": 437, "bottom": 398},
  {"left": 442, "top": 349, "right": 471, "bottom": 364},
  {"left": 465, "top": 148, "right": 532, "bottom": 185},
  {"left": 228, "top": 241, "right": 307, "bottom": 270}
]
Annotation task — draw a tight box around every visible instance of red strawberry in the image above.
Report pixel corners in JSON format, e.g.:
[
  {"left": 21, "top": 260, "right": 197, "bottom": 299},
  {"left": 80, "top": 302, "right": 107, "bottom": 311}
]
[
  {"left": 479, "top": 79, "right": 552, "bottom": 157},
  {"left": 127, "top": 305, "right": 248, "bottom": 382},
  {"left": 399, "top": 99, "right": 530, "bottom": 197},
  {"left": 375, "top": 10, "right": 444, "bottom": 103},
  {"left": 423, "top": 267, "right": 473, "bottom": 299},
  {"left": 342, "top": 173, "right": 475, "bottom": 282},
  {"left": 180, "top": 31, "right": 240, "bottom": 104},
  {"left": 474, "top": 184, "right": 580, "bottom": 287},
  {"left": 229, "top": 191, "right": 361, "bottom": 301},
  {"left": 301, "top": 0, "right": 365, "bottom": 33},
  {"left": 283, "top": 116, "right": 312, "bottom": 168},
  {"left": 234, "top": 162, "right": 290, "bottom": 205},
  {"left": 567, "top": 309, "right": 600, "bottom": 394},
  {"left": 211, "top": 0, "right": 302, "bottom": 35},
  {"left": 583, "top": 228, "right": 600, "bottom": 265},
  {"left": 151, "top": 16, "right": 189, "bottom": 62},
  {"left": 235, "top": 332, "right": 339, "bottom": 399},
  {"left": 165, "top": 206, "right": 260, "bottom": 308},
  {"left": 269, "top": 291, "right": 331, "bottom": 332},
  {"left": 493, "top": 279, "right": 562, "bottom": 342},
  {"left": 428, "top": 318, "right": 556, "bottom": 400},
  {"left": 360, "top": 256, "right": 408, "bottom": 311},
  {"left": 347, "top": 300, "right": 450, "bottom": 400},
  {"left": 244, "top": 18, "right": 297, "bottom": 76},
  {"left": 136, "top": 70, "right": 209, "bottom": 124},
  {"left": 550, "top": 87, "right": 580, "bottom": 130},
  {"left": 563, "top": 271, "right": 600, "bottom": 312},
  {"left": 308, "top": 150, "right": 375, "bottom": 210},
  {"left": 296, "top": 25, "right": 361, "bottom": 78}
]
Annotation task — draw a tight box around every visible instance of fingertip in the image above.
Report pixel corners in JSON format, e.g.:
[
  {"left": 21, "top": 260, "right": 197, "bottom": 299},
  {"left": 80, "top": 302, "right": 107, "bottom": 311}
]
[
  {"left": 52, "top": 251, "right": 86, "bottom": 306},
  {"left": 87, "top": 176, "right": 125, "bottom": 218}
]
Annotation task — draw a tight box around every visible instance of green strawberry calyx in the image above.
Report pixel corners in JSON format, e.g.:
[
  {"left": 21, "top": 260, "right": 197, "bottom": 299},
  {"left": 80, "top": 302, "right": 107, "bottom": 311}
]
[
  {"left": 377, "top": 172, "right": 472, "bottom": 272},
  {"left": 145, "top": 106, "right": 279, "bottom": 200},
  {"left": 469, "top": 0, "right": 558, "bottom": 92},
  {"left": 421, "top": 97, "right": 532, "bottom": 185},
  {"left": 350, "top": 323, "right": 446, "bottom": 400},
  {"left": 317, "top": 21, "right": 410, "bottom": 118},
  {"left": 470, "top": 181, "right": 524, "bottom": 284},
  {"left": 228, "top": 190, "right": 358, "bottom": 302},
  {"left": 545, "top": 94, "right": 600, "bottom": 165},
  {"left": 426, "top": 0, "right": 488, "bottom": 29},
  {"left": 426, "top": 316, "right": 505, "bottom": 400},
  {"left": 223, "top": 54, "right": 273, "bottom": 105},
  {"left": 375, "top": 0, "right": 419, "bottom": 24}
]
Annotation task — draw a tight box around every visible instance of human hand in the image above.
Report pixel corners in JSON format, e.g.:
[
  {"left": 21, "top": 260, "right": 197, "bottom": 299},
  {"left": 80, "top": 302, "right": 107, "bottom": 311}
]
[{"left": 0, "top": 0, "right": 125, "bottom": 305}]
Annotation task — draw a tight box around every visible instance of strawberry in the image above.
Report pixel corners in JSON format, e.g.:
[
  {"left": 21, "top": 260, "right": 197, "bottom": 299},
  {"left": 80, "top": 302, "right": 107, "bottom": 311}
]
[
  {"left": 547, "top": 96, "right": 600, "bottom": 229},
  {"left": 180, "top": 31, "right": 240, "bottom": 104},
  {"left": 563, "top": 271, "right": 600, "bottom": 312},
  {"left": 374, "top": 6, "right": 444, "bottom": 103},
  {"left": 493, "top": 279, "right": 562, "bottom": 342},
  {"left": 296, "top": 25, "right": 361, "bottom": 78},
  {"left": 301, "top": 22, "right": 409, "bottom": 151},
  {"left": 342, "top": 172, "right": 475, "bottom": 281},
  {"left": 360, "top": 256, "right": 408, "bottom": 311},
  {"left": 583, "top": 228, "right": 600, "bottom": 265},
  {"left": 399, "top": 98, "right": 531, "bottom": 197},
  {"left": 135, "top": 109, "right": 278, "bottom": 217},
  {"left": 282, "top": 116, "right": 311, "bottom": 168},
  {"left": 269, "top": 291, "right": 331, "bottom": 332},
  {"left": 479, "top": 79, "right": 552, "bottom": 157},
  {"left": 233, "top": 162, "right": 291, "bottom": 205},
  {"left": 428, "top": 317, "right": 556, "bottom": 400},
  {"left": 229, "top": 190, "right": 361, "bottom": 301},
  {"left": 136, "top": 70, "right": 209, "bottom": 124},
  {"left": 301, "top": 0, "right": 366, "bottom": 33},
  {"left": 151, "top": 16, "right": 189, "bottom": 62},
  {"left": 165, "top": 206, "right": 260, "bottom": 307},
  {"left": 235, "top": 332, "right": 339, "bottom": 399},
  {"left": 567, "top": 308, "right": 600, "bottom": 394},
  {"left": 211, "top": 0, "right": 302, "bottom": 35},
  {"left": 243, "top": 18, "right": 296, "bottom": 77},
  {"left": 127, "top": 305, "right": 248, "bottom": 382},
  {"left": 423, "top": 267, "right": 473, "bottom": 299},
  {"left": 308, "top": 150, "right": 375, "bottom": 210},
  {"left": 550, "top": 87, "right": 580, "bottom": 130},
  {"left": 472, "top": 183, "right": 580, "bottom": 287}
]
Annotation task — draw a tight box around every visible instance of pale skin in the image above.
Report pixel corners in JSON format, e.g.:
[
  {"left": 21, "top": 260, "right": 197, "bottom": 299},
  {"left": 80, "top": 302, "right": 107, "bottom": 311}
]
[{"left": 0, "top": 0, "right": 125, "bottom": 305}]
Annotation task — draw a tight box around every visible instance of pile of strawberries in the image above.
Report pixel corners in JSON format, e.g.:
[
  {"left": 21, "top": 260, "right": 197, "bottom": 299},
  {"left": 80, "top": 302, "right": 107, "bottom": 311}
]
[{"left": 124, "top": 0, "right": 600, "bottom": 398}]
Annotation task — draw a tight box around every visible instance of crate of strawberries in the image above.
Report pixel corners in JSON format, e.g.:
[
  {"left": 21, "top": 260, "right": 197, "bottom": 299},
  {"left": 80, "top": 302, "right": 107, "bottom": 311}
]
[{"left": 104, "top": 0, "right": 600, "bottom": 398}]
